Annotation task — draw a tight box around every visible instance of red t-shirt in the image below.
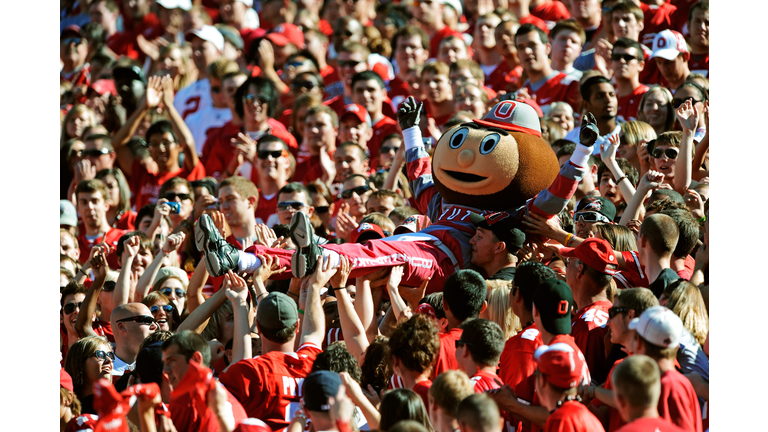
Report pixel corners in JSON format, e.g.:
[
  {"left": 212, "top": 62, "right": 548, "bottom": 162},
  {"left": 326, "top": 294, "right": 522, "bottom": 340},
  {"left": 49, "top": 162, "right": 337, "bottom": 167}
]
[
  {"left": 657, "top": 369, "right": 703, "bottom": 432},
  {"left": 530, "top": 1, "right": 571, "bottom": 30},
  {"left": 429, "top": 27, "right": 464, "bottom": 59},
  {"left": 255, "top": 191, "right": 278, "bottom": 226},
  {"left": 616, "top": 84, "right": 649, "bottom": 122},
  {"left": 322, "top": 327, "right": 346, "bottom": 350},
  {"left": 129, "top": 160, "right": 206, "bottom": 210},
  {"left": 639, "top": 46, "right": 665, "bottom": 87},
  {"left": 614, "top": 251, "right": 651, "bottom": 289},
  {"left": 571, "top": 300, "right": 612, "bottom": 384},
  {"left": 108, "top": 13, "right": 164, "bottom": 62},
  {"left": 544, "top": 400, "right": 606, "bottom": 432},
  {"left": 218, "top": 343, "right": 322, "bottom": 430},
  {"left": 677, "top": 255, "right": 695, "bottom": 280},
  {"left": 523, "top": 71, "right": 581, "bottom": 115},
  {"left": 591, "top": 358, "right": 626, "bottom": 432},
  {"left": 113, "top": 210, "right": 137, "bottom": 231},
  {"left": 498, "top": 323, "right": 542, "bottom": 404},
  {"left": 77, "top": 226, "right": 126, "bottom": 270},
  {"left": 639, "top": 2, "right": 678, "bottom": 47},
  {"left": 688, "top": 54, "right": 709, "bottom": 77},
  {"left": 170, "top": 386, "right": 247, "bottom": 432},
  {"left": 413, "top": 379, "right": 433, "bottom": 412},
  {"left": 519, "top": 14, "right": 549, "bottom": 33},
  {"left": 615, "top": 416, "right": 687, "bottom": 432},
  {"left": 430, "top": 327, "right": 463, "bottom": 379},
  {"left": 388, "top": 75, "right": 412, "bottom": 113},
  {"left": 486, "top": 61, "right": 524, "bottom": 93},
  {"left": 319, "top": 19, "right": 334, "bottom": 36},
  {"left": 471, "top": 370, "right": 502, "bottom": 393},
  {"left": 369, "top": 116, "right": 401, "bottom": 169}
]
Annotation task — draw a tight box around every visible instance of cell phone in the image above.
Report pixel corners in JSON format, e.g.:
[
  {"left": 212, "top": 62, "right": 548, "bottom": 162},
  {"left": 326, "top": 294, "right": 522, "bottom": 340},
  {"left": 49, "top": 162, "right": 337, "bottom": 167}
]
[{"left": 168, "top": 202, "right": 181, "bottom": 214}]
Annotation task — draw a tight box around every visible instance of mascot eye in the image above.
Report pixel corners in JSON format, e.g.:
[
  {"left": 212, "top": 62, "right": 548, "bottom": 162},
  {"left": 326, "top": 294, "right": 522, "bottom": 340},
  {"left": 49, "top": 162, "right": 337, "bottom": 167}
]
[
  {"left": 450, "top": 128, "right": 469, "bottom": 149},
  {"left": 479, "top": 134, "right": 501, "bottom": 155}
]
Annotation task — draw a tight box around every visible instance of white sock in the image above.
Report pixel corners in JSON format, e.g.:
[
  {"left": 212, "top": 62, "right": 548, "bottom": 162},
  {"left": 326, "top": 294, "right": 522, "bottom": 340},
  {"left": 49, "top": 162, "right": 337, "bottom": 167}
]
[
  {"left": 237, "top": 252, "right": 262, "bottom": 273},
  {"left": 322, "top": 249, "right": 341, "bottom": 268}
]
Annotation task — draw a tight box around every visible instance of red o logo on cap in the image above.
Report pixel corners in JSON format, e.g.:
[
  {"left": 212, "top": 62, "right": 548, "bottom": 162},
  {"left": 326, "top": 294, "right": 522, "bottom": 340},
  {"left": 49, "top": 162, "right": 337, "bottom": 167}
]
[
  {"left": 558, "top": 300, "right": 569, "bottom": 315},
  {"left": 493, "top": 101, "right": 517, "bottom": 119}
]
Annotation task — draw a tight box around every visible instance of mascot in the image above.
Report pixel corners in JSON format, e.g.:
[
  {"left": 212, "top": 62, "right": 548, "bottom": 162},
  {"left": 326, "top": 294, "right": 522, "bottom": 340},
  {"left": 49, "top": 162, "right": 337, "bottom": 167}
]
[{"left": 195, "top": 97, "right": 601, "bottom": 292}]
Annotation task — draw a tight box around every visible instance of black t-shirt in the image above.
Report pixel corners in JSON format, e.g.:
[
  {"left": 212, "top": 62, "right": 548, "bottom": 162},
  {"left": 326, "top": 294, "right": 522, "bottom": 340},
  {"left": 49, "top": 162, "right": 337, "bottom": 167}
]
[
  {"left": 491, "top": 266, "right": 516, "bottom": 281},
  {"left": 649, "top": 267, "right": 680, "bottom": 297}
]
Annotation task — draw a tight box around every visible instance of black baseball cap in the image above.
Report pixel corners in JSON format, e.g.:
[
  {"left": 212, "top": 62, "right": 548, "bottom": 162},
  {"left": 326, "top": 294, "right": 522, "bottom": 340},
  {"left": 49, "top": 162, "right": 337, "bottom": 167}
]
[
  {"left": 575, "top": 196, "right": 616, "bottom": 222},
  {"left": 469, "top": 211, "right": 526, "bottom": 254},
  {"left": 533, "top": 278, "right": 574, "bottom": 335},
  {"left": 302, "top": 371, "right": 342, "bottom": 412}
]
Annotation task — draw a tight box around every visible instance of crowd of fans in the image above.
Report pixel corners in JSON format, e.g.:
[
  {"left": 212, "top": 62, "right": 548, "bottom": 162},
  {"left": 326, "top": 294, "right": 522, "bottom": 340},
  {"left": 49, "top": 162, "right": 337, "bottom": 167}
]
[{"left": 59, "top": 0, "right": 710, "bottom": 431}]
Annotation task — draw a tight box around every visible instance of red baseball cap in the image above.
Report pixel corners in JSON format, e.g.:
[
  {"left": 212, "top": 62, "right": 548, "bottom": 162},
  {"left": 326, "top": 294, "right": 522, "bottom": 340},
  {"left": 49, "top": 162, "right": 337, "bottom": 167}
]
[
  {"left": 341, "top": 104, "right": 372, "bottom": 128},
  {"left": 534, "top": 343, "right": 585, "bottom": 388},
  {"left": 60, "top": 368, "right": 74, "bottom": 392},
  {"left": 351, "top": 223, "right": 385, "bottom": 244},
  {"left": 559, "top": 237, "right": 619, "bottom": 275},
  {"left": 266, "top": 23, "right": 305, "bottom": 48},
  {"left": 90, "top": 79, "right": 117, "bottom": 96}
]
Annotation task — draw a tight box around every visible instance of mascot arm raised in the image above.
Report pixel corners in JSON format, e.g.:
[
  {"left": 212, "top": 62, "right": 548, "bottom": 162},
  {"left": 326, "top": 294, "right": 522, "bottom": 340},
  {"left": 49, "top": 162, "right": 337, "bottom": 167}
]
[
  {"left": 527, "top": 112, "right": 599, "bottom": 219},
  {"left": 398, "top": 97, "right": 441, "bottom": 216}
]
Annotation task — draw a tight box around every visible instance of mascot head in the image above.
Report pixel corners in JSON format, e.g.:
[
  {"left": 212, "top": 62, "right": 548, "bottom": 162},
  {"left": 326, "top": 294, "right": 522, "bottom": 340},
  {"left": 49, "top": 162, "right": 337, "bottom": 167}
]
[{"left": 432, "top": 100, "right": 560, "bottom": 211}]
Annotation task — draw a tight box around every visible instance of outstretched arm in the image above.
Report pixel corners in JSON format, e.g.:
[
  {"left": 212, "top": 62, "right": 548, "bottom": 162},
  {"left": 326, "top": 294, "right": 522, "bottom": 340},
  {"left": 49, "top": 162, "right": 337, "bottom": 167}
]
[
  {"left": 223, "top": 271, "right": 252, "bottom": 367},
  {"left": 332, "top": 256, "right": 370, "bottom": 363},
  {"left": 619, "top": 170, "right": 665, "bottom": 226},
  {"left": 674, "top": 99, "right": 698, "bottom": 194},
  {"left": 176, "top": 286, "right": 228, "bottom": 334},
  {"left": 300, "top": 256, "right": 336, "bottom": 347},
  {"left": 398, "top": 97, "right": 439, "bottom": 215},
  {"left": 600, "top": 134, "right": 636, "bottom": 203},
  {"left": 115, "top": 236, "right": 141, "bottom": 309},
  {"left": 134, "top": 232, "right": 186, "bottom": 302},
  {"left": 75, "top": 246, "right": 109, "bottom": 338},
  {"left": 161, "top": 75, "right": 199, "bottom": 171},
  {"left": 112, "top": 76, "right": 164, "bottom": 177}
]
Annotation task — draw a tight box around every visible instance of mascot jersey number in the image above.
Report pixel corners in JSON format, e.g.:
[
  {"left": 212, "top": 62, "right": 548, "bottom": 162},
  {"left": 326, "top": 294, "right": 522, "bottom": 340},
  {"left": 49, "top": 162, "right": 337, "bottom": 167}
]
[{"left": 196, "top": 98, "right": 600, "bottom": 292}]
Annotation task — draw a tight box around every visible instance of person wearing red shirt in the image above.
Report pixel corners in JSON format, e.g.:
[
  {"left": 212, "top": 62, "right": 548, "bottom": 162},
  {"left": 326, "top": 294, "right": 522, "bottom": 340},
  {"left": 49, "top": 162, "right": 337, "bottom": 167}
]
[
  {"left": 305, "top": 29, "right": 343, "bottom": 99},
  {"left": 410, "top": 0, "right": 461, "bottom": 60},
  {"left": 293, "top": 105, "right": 338, "bottom": 185},
  {"left": 389, "top": 26, "right": 431, "bottom": 110},
  {"left": 534, "top": 344, "right": 605, "bottom": 432},
  {"left": 517, "top": 24, "right": 581, "bottom": 116},
  {"left": 509, "top": 0, "right": 548, "bottom": 33},
  {"left": 339, "top": 104, "right": 375, "bottom": 154},
  {"left": 389, "top": 314, "right": 440, "bottom": 409},
  {"left": 61, "top": 26, "right": 91, "bottom": 87},
  {"left": 530, "top": 0, "right": 571, "bottom": 30},
  {"left": 611, "top": 355, "right": 687, "bottom": 432},
  {"left": 429, "top": 371, "right": 476, "bottom": 432},
  {"left": 612, "top": 39, "right": 649, "bottom": 122},
  {"left": 217, "top": 257, "right": 331, "bottom": 430},
  {"left": 559, "top": 238, "right": 619, "bottom": 384},
  {"left": 473, "top": 13, "right": 504, "bottom": 78},
  {"left": 431, "top": 270, "right": 489, "bottom": 379},
  {"left": 449, "top": 60, "right": 498, "bottom": 105},
  {"left": 253, "top": 136, "right": 294, "bottom": 225},
  {"left": 352, "top": 71, "right": 402, "bottom": 169},
  {"left": 161, "top": 331, "right": 248, "bottom": 431},
  {"left": 219, "top": 176, "right": 261, "bottom": 246},
  {"left": 116, "top": 0, "right": 165, "bottom": 60},
  {"left": 89, "top": 1, "right": 120, "bottom": 48},
  {"left": 487, "top": 20, "right": 524, "bottom": 93},
  {"left": 75, "top": 180, "right": 126, "bottom": 268},
  {"left": 638, "top": 0, "right": 677, "bottom": 47},
  {"left": 566, "top": 0, "right": 603, "bottom": 43},
  {"left": 422, "top": 62, "right": 456, "bottom": 130},
  {"left": 629, "top": 307, "right": 702, "bottom": 432},
  {"left": 686, "top": 2, "right": 708, "bottom": 77},
  {"left": 455, "top": 319, "right": 506, "bottom": 393}
]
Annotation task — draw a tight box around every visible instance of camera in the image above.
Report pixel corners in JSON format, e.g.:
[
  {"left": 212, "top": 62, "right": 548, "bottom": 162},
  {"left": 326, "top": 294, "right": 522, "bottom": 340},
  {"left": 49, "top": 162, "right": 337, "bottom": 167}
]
[{"left": 167, "top": 202, "right": 181, "bottom": 214}]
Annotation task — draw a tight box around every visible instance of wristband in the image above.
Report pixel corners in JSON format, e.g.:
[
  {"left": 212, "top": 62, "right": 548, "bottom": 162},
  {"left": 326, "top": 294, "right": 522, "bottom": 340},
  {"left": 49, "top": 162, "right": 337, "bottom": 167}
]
[
  {"left": 697, "top": 215, "right": 706, "bottom": 224},
  {"left": 332, "top": 287, "right": 345, "bottom": 291},
  {"left": 287, "top": 291, "right": 299, "bottom": 298},
  {"left": 297, "top": 308, "right": 304, "bottom": 314},
  {"left": 615, "top": 175, "right": 627, "bottom": 184},
  {"left": 564, "top": 233, "right": 573, "bottom": 247}
]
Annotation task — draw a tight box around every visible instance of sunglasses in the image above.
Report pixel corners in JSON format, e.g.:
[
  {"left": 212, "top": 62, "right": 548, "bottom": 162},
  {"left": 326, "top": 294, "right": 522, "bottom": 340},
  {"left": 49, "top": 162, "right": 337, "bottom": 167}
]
[
  {"left": 455, "top": 339, "right": 474, "bottom": 348},
  {"left": 574, "top": 211, "right": 610, "bottom": 223},
  {"left": 63, "top": 302, "right": 83, "bottom": 314},
  {"left": 94, "top": 350, "right": 116, "bottom": 362},
  {"left": 277, "top": 201, "right": 306, "bottom": 211},
  {"left": 672, "top": 98, "right": 703, "bottom": 108},
  {"left": 611, "top": 53, "right": 637, "bottom": 62},
  {"left": 286, "top": 60, "right": 309, "bottom": 68},
  {"left": 243, "top": 94, "right": 270, "bottom": 105},
  {"left": 334, "top": 30, "right": 355, "bottom": 38},
  {"left": 81, "top": 148, "right": 111, "bottom": 158},
  {"left": 151, "top": 304, "right": 174, "bottom": 314},
  {"left": 116, "top": 315, "right": 157, "bottom": 325},
  {"left": 651, "top": 148, "right": 679, "bottom": 159},
  {"left": 164, "top": 192, "right": 192, "bottom": 201},
  {"left": 341, "top": 185, "right": 371, "bottom": 199},
  {"left": 338, "top": 60, "right": 364, "bottom": 69},
  {"left": 257, "top": 150, "right": 286, "bottom": 159},
  {"left": 379, "top": 146, "right": 399, "bottom": 154},
  {"left": 291, "top": 81, "right": 317, "bottom": 91},
  {"left": 160, "top": 287, "right": 187, "bottom": 298},
  {"left": 102, "top": 281, "right": 116, "bottom": 292},
  {"left": 62, "top": 37, "right": 85, "bottom": 45},
  {"left": 608, "top": 307, "right": 631, "bottom": 319},
  {"left": 315, "top": 206, "right": 330, "bottom": 215}
]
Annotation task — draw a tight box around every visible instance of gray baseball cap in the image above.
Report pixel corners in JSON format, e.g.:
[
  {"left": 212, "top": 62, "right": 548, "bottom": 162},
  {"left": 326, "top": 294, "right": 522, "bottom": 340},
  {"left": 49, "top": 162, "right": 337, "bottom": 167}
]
[
  {"left": 60, "top": 200, "right": 78, "bottom": 227},
  {"left": 257, "top": 292, "right": 298, "bottom": 330}
]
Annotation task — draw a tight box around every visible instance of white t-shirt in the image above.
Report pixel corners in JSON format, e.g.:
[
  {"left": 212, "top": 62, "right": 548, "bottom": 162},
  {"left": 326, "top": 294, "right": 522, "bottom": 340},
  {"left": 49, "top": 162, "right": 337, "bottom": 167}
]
[
  {"left": 174, "top": 78, "right": 212, "bottom": 121},
  {"left": 185, "top": 105, "right": 232, "bottom": 155}
]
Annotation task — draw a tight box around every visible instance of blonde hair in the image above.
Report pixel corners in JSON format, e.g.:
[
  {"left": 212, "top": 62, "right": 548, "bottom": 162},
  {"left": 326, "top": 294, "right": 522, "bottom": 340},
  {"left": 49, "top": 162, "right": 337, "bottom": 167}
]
[
  {"left": 429, "top": 370, "right": 475, "bottom": 416},
  {"left": 61, "top": 105, "right": 97, "bottom": 147},
  {"left": 60, "top": 387, "right": 82, "bottom": 417},
  {"left": 665, "top": 282, "right": 709, "bottom": 346},
  {"left": 157, "top": 43, "right": 196, "bottom": 91},
  {"left": 485, "top": 280, "right": 520, "bottom": 339},
  {"left": 64, "top": 336, "right": 111, "bottom": 397},
  {"left": 620, "top": 120, "right": 657, "bottom": 148},
  {"left": 638, "top": 86, "right": 675, "bottom": 132}
]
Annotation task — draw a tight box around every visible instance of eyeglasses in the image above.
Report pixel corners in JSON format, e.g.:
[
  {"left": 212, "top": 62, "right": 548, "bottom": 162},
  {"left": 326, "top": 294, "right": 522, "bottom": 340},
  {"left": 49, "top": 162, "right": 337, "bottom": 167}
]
[
  {"left": 149, "top": 140, "right": 177, "bottom": 150},
  {"left": 651, "top": 148, "right": 679, "bottom": 159},
  {"left": 94, "top": 350, "right": 116, "bottom": 362},
  {"left": 574, "top": 211, "right": 610, "bottom": 223},
  {"left": 341, "top": 185, "right": 372, "bottom": 199},
  {"left": 611, "top": 53, "right": 637, "bottom": 62},
  {"left": 81, "top": 148, "right": 112, "bottom": 158},
  {"left": 62, "top": 37, "right": 85, "bottom": 45},
  {"left": 160, "top": 287, "right": 187, "bottom": 298},
  {"left": 315, "top": 206, "right": 330, "bottom": 214},
  {"left": 150, "top": 304, "right": 174, "bottom": 314},
  {"left": 339, "top": 60, "right": 364, "bottom": 69},
  {"left": 163, "top": 192, "right": 192, "bottom": 201},
  {"left": 257, "top": 150, "right": 287, "bottom": 159},
  {"left": 379, "top": 146, "right": 399, "bottom": 154},
  {"left": 102, "top": 281, "right": 116, "bottom": 292},
  {"left": 291, "top": 81, "right": 317, "bottom": 91},
  {"left": 63, "top": 302, "right": 83, "bottom": 314},
  {"left": 116, "top": 315, "right": 157, "bottom": 325},
  {"left": 243, "top": 94, "right": 270, "bottom": 105},
  {"left": 672, "top": 98, "right": 703, "bottom": 108},
  {"left": 455, "top": 339, "right": 474, "bottom": 348},
  {"left": 608, "top": 307, "right": 631, "bottom": 319},
  {"left": 277, "top": 201, "right": 306, "bottom": 211}
]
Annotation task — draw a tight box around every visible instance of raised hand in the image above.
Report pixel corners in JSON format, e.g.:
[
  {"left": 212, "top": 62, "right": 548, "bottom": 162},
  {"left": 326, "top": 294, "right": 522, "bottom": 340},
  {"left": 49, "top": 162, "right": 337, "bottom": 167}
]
[
  {"left": 399, "top": 276, "right": 430, "bottom": 307},
  {"left": 328, "top": 383, "right": 355, "bottom": 424},
  {"left": 675, "top": 99, "right": 699, "bottom": 132},
  {"left": 123, "top": 235, "right": 141, "bottom": 263},
  {"left": 145, "top": 76, "right": 163, "bottom": 109},
  {"left": 579, "top": 112, "right": 599, "bottom": 147},
  {"left": 397, "top": 96, "right": 423, "bottom": 130},
  {"left": 223, "top": 270, "right": 249, "bottom": 303},
  {"left": 638, "top": 170, "right": 665, "bottom": 192},
  {"left": 684, "top": 188, "right": 705, "bottom": 219},
  {"left": 329, "top": 255, "right": 352, "bottom": 289},
  {"left": 161, "top": 74, "right": 175, "bottom": 106},
  {"left": 232, "top": 133, "right": 257, "bottom": 163},
  {"left": 258, "top": 39, "right": 275, "bottom": 72},
  {"left": 73, "top": 159, "right": 97, "bottom": 183},
  {"left": 255, "top": 224, "right": 277, "bottom": 247},
  {"left": 600, "top": 133, "right": 620, "bottom": 164},
  {"left": 627, "top": 219, "right": 642, "bottom": 235},
  {"left": 254, "top": 254, "right": 287, "bottom": 283},
  {"left": 387, "top": 265, "right": 405, "bottom": 290},
  {"left": 91, "top": 247, "right": 109, "bottom": 279},
  {"left": 523, "top": 212, "right": 564, "bottom": 240},
  {"left": 308, "top": 255, "right": 338, "bottom": 288},
  {"left": 163, "top": 232, "right": 186, "bottom": 254},
  {"left": 210, "top": 210, "right": 228, "bottom": 238}
]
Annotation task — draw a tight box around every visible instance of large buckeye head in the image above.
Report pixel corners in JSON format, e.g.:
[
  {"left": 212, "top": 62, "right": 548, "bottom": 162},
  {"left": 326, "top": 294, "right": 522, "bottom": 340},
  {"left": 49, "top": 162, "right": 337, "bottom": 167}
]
[{"left": 432, "top": 101, "right": 560, "bottom": 211}]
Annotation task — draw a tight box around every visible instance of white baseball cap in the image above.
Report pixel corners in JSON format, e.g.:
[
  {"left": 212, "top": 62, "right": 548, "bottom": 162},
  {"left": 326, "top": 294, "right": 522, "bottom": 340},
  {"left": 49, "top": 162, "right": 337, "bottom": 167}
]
[
  {"left": 474, "top": 100, "right": 543, "bottom": 138},
  {"left": 650, "top": 30, "right": 689, "bottom": 61},
  {"left": 185, "top": 25, "right": 225, "bottom": 53},
  {"left": 628, "top": 306, "right": 684, "bottom": 349},
  {"left": 155, "top": 0, "right": 192, "bottom": 11},
  {"left": 441, "top": 0, "right": 463, "bottom": 17}
]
